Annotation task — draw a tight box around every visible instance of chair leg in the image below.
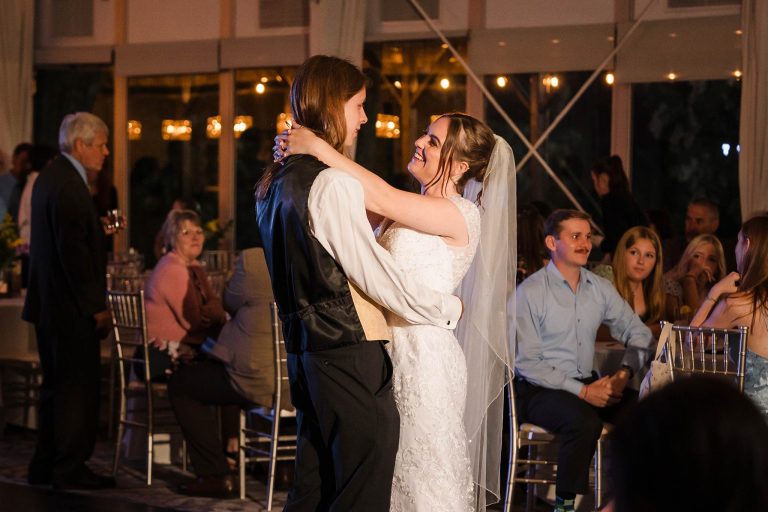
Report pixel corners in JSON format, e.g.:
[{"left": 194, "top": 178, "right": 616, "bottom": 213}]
[
  {"left": 147, "top": 432, "right": 153, "bottom": 486},
  {"left": 112, "top": 387, "right": 127, "bottom": 477},
  {"left": 504, "top": 441, "right": 518, "bottom": 512},
  {"left": 239, "top": 410, "right": 246, "bottom": 500},
  {"left": 112, "top": 420, "right": 124, "bottom": 477},
  {"left": 525, "top": 446, "right": 536, "bottom": 512},
  {"left": 595, "top": 436, "right": 603, "bottom": 510},
  {"left": 181, "top": 439, "right": 187, "bottom": 473},
  {"left": 266, "top": 414, "right": 281, "bottom": 512}
]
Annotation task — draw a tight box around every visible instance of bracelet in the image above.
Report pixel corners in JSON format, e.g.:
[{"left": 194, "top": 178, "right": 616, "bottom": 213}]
[
  {"left": 705, "top": 295, "right": 717, "bottom": 304},
  {"left": 579, "top": 385, "right": 589, "bottom": 400}
]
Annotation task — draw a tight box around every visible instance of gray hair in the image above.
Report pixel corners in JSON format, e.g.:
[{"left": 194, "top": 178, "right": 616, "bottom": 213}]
[
  {"left": 162, "top": 209, "right": 201, "bottom": 252},
  {"left": 58, "top": 112, "right": 109, "bottom": 153}
]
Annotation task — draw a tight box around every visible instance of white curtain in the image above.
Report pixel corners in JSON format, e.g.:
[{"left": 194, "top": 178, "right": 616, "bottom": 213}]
[
  {"left": 309, "top": 0, "right": 366, "bottom": 67},
  {"left": 0, "top": 0, "right": 34, "bottom": 169},
  {"left": 739, "top": 0, "right": 768, "bottom": 218}
]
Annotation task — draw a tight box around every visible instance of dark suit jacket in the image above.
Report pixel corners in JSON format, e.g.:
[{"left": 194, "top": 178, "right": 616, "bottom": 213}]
[{"left": 22, "top": 155, "right": 107, "bottom": 329}]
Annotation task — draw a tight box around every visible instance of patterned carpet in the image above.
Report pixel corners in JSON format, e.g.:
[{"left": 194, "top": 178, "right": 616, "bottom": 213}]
[{"left": 0, "top": 426, "right": 288, "bottom": 512}]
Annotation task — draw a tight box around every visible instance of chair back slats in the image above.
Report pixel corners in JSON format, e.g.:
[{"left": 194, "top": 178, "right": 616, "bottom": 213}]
[
  {"left": 665, "top": 322, "right": 749, "bottom": 392},
  {"left": 201, "top": 250, "right": 234, "bottom": 273},
  {"left": 107, "top": 289, "right": 185, "bottom": 485}
]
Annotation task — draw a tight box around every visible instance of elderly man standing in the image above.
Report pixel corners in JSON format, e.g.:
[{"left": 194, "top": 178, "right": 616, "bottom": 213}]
[
  {"left": 514, "top": 209, "right": 653, "bottom": 512},
  {"left": 23, "top": 113, "right": 115, "bottom": 490}
]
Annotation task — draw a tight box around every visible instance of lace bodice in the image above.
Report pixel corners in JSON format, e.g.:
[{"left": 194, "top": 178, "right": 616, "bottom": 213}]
[{"left": 378, "top": 196, "right": 480, "bottom": 294}]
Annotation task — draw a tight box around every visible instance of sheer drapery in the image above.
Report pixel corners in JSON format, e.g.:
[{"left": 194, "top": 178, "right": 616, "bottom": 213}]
[
  {"left": 309, "top": 0, "right": 366, "bottom": 67},
  {"left": 739, "top": 0, "right": 768, "bottom": 218},
  {"left": 0, "top": 0, "right": 34, "bottom": 167}
]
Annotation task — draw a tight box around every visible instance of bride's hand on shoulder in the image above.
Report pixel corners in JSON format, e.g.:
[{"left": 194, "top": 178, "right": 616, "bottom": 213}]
[{"left": 273, "top": 125, "right": 323, "bottom": 160}]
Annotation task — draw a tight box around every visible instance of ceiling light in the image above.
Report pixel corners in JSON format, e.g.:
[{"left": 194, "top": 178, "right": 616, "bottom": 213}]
[
  {"left": 394, "top": 80, "right": 402, "bottom": 89},
  {"left": 260, "top": 76, "right": 268, "bottom": 83},
  {"left": 605, "top": 72, "right": 615, "bottom": 85},
  {"left": 439, "top": 78, "right": 450, "bottom": 90},
  {"left": 496, "top": 76, "right": 508, "bottom": 88},
  {"left": 255, "top": 83, "right": 266, "bottom": 94},
  {"left": 732, "top": 70, "right": 742, "bottom": 78},
  {"left": 667, "top": 72, "right": 677, "bottom": 81}
]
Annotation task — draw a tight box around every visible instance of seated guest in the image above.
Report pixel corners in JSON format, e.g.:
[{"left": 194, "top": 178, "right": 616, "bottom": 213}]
[
  {"left": 606, "top": 377, "right": 768, "bottom": 512},
  {"left": 144, "top": 209, "right": 226, "bottom": 377},
  {"left": 153, "top": 197, "right": 201, "bottom": 260},
  {"left": 609, "top": 226, "right": 676, "bottom": 336},
  {"left": 169, "top": 247, "right": 280, "bottom": 497},
  {"left": 689, "top": 214, "right": 768, "bottom": 418},
  {"left": 664, "top": 233, "right": 726, "bottom": 316},
  {"left": 515, "top": 209, "right": 653, "bottom": 512}
]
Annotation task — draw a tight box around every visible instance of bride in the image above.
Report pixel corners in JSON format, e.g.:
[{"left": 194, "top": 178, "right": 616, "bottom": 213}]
[{"left": 278, "top": 112, "right": 516, "bottom": 510}]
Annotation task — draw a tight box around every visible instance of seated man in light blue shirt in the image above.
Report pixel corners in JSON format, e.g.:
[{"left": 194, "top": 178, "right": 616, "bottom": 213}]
[{"left": 514, "top": 209, "right": 653, "bottom": 512}]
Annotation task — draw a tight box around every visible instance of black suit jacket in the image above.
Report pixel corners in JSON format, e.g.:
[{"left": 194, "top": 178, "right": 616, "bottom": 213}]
[{"left": 22, "top": 155, "right": 107, "bottom": 329}]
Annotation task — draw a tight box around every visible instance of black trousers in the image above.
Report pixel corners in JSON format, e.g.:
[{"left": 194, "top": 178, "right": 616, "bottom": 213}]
[
  {"left": 29, "top": 319, "right": 101, "bottom": 480},
  {"left": 167, "top": 359, "right": 253, "bottom": 477},
  {"left": 284, "top": 342, "right": 398, "bottom": 512},
  {"left": 514, "top": 377, "right": 636, "bottom": 495}
]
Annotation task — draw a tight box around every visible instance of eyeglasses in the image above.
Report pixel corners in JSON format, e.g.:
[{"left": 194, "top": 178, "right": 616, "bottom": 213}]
[{"left": 180, "top": 228, "right": 204, "bottom": 237}]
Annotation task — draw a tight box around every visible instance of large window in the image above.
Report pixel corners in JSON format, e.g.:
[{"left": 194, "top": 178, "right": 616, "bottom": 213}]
[
  {"left": 361, "top": 39, "right": 467, "bottom": 187},
  {"left": 233, "top": 68, "right": 294, "bottom": 250},
  {"left": 632, "top": 79, "right": 741, "bottom": 240},
  {"left": 127, "top": 74, "right": 219, "bottom": 267},
  {"left": 485, "top": 71, "right": 612, "bottom": 218}
]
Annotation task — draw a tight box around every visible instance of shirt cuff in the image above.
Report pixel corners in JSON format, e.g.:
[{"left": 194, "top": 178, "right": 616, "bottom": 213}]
[
  {"left": 563, "top": 378, "right": 585, "bottom": 397},
  {"left": 443, "top": 295, "right": 462, "bottom": 330}
]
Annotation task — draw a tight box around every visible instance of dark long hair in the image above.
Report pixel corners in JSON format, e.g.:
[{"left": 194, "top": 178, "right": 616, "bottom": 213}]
[
  {"left": 255, "top": 55, "right": 366, "bottom": 199},
  {"left": 592, "top": 155, "right": 629, "bottom": 194}
]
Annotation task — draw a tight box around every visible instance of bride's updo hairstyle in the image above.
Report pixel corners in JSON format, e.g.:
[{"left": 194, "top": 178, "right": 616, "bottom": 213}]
[
  {"left": 424, "top": 112, "right": 496, "bottom": 202},
  {"left": 256, "top": 55, "right": 366, "bottom": 199}
]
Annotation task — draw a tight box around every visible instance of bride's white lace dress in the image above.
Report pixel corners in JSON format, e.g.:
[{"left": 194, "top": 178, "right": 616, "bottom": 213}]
[{"left": 378, "top": 196, "right": 481, "bottom": 512}]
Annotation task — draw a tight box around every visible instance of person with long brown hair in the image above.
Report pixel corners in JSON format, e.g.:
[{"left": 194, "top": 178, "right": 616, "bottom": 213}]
[
  {"left": 690, "top": 214, "right": 768, "bottom": 417},
  {"left": 611, "top": 226, "right": 674, "bottom": 336},
  {"left": 255, "top": 55, "right": 465, "bottom": 511},
  {"left": 277, "top": 110, "right": 515, "bottom": 510}
]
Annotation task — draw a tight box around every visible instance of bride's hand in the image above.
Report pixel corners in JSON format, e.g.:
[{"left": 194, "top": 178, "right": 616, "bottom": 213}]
[{"left": 273, "top": 125, "right": 321, "bottom": 161}]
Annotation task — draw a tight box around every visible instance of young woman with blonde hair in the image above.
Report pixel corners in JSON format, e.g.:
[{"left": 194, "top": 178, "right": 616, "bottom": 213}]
[{"left": 664, "top": 233, "right": 727, "bottom": 315}]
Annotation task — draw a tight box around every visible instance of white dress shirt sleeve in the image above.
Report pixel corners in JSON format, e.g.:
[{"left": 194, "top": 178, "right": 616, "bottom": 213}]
[{"left": 308, "top": 168, "right": 461, "bottom": 329}]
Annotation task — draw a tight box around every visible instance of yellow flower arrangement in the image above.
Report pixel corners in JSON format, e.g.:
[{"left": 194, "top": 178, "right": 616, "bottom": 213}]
[
  {"left": 202, "top": 218, "right": 234, "bottom": 249},
  {"left": 0, "top": 213, "right": 23, "bottom": 271}
]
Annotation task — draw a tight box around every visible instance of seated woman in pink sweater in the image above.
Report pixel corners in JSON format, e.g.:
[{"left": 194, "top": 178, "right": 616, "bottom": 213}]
[{"left": 143, "top": 209, "right": 226, "bottom": 378}]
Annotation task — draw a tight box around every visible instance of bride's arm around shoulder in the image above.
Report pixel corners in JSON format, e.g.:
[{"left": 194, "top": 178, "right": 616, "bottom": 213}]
[{"left": 281, "top": 127, "right": 468, "bottom": 244}]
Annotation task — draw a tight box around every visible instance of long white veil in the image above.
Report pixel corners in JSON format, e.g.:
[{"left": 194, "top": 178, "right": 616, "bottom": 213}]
[{"left": 457, "top": 134, "right": 516, "bottom": 510}]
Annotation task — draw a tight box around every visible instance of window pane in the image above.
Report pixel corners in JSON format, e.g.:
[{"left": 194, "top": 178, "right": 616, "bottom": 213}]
[
  {"left": 361, "top": 39, "right": 467, "bottom": 187},
  {"left": 127, "top": 74, "right": 219, "bottom": 267},
  {"left": 485, "top": 71, "right": 611, "bottom": 219},
  {"left": 631, "top": 79, "right": 741, "bottom": 240},
  {"left": 234, "top": 68, "right": 294, "bottom": 250}
]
